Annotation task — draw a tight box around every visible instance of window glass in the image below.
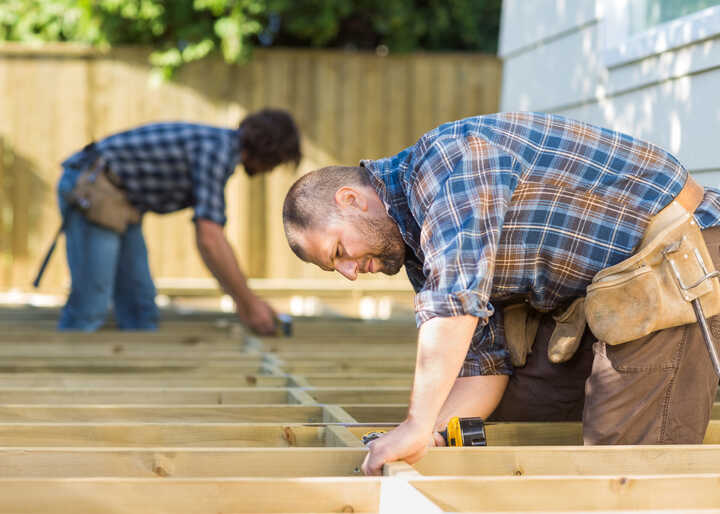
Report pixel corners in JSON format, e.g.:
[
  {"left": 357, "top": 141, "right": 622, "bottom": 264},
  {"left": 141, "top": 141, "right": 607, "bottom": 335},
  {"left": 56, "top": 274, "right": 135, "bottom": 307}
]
[{"left": 628, "top": 0, "right": 720, "bottom": 34}]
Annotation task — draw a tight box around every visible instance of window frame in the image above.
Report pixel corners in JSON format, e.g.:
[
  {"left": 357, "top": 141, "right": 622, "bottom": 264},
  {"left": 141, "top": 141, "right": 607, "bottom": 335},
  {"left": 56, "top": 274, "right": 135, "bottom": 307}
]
[{"left": 600, "top": 2, "right": 720, "bottom": 68}]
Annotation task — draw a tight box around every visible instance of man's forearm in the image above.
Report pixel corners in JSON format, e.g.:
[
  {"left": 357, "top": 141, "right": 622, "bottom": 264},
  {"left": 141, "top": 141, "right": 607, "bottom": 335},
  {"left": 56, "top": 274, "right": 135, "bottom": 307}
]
[
  {"left": 406, "top": 315, "right": 480, "bottom": 430},
  {"left": 195, "top": 224, "right": 253, "bottom": 305},
  {"left": 434, "top": 375, "right": 509, "bottom": 432}
]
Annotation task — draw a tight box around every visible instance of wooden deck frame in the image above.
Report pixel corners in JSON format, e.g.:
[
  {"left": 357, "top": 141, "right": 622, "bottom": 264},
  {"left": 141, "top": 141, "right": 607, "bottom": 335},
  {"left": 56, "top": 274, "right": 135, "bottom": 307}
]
[
  {"left": 1, "top": 307, "right": 720, "bottom": 513},
  {"left": 0, "top": 474, "right": 718, "bottom": 513},
  {"left": 6, "top": 445, "right": 720, "bottom": 478}
]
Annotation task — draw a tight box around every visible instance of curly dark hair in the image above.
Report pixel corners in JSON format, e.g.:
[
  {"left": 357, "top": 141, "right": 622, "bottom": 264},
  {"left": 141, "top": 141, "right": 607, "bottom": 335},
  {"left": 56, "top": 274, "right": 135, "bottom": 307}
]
[{"left": 239, "top": 108, "right": 301, "bottom": 176}]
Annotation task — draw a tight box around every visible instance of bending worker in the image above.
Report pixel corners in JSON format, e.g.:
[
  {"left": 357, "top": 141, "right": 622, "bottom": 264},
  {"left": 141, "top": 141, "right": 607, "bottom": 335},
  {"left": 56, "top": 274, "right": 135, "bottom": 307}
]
[
  {"left": 56, "top": 108, "right": 301, "bottom": 334},
  {"left": 282, "top": 112, "right": 720, "bottom": 474}
]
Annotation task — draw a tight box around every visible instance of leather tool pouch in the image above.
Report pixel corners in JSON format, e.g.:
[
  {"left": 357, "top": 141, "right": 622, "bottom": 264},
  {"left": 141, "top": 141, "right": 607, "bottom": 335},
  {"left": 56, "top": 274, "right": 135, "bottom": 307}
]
[
  {"left": 547, "top": 297, "right": 586, "bottom": 363},
  {"left": 503, "top": 303, "right": 541, "bottom": 367},
  {"left": 503, "top": 299, "right": 587, "bottom": 366},
  {"left": 66, "top": 157, "right": 141, "bottom": 233},
  {"left": 585, "top": 214, "right": 720, "bottom": 345}
]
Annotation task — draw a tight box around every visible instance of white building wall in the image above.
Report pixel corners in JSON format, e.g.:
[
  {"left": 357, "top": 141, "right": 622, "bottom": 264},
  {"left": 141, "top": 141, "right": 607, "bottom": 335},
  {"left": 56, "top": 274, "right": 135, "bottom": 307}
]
[{"left": 499, "top": 0, "right": 720, "bottom": 187}]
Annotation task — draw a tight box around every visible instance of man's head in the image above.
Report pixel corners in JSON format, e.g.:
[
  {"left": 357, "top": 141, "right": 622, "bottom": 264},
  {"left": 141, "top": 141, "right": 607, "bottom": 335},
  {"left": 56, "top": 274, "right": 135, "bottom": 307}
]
[
  {"left": 239, "top": 108, "right": 301, "bottom": 176},
  {"left": 283, "top": 166, "right": 406, "bottom": 280}
]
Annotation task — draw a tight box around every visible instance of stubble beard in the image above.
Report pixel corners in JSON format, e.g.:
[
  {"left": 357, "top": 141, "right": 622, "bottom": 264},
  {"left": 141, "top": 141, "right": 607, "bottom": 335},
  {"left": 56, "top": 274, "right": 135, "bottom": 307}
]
[{"left": 356, "top": 214, "right": 406, "bottom": 275}]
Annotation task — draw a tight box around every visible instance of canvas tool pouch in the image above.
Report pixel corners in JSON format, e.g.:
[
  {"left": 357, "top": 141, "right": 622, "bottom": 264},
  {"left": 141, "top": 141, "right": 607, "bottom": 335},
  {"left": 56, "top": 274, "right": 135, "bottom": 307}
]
[
  {"left": 67, "top": 157, "right": 140, "bottom": 233},
  {"left": 585, "top": 178, "right": 720, "bottom": 345}
]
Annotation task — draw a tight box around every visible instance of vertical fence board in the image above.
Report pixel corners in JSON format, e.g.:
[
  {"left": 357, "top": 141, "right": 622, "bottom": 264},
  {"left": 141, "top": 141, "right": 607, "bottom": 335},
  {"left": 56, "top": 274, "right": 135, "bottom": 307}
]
[{"left": 0, "top": 45, "right": 501, "bottom": 292}]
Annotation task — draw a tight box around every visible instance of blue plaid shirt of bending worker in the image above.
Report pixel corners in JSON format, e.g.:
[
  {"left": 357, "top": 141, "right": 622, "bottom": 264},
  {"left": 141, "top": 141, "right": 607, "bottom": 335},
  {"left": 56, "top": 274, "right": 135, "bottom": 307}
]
[
  {"left": 361, "top": 112, "right": 720, "bottom": 377},
  {"left": 61, "top": 123, "right": 241, "bottom": 225}
]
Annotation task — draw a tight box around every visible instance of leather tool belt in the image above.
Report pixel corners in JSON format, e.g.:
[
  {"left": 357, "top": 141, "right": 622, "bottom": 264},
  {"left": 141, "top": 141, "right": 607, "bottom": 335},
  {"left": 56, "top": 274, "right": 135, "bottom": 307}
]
[
  {"left": 65, "top": 155, "right": 141, "bottom": 233},
  {"left": 503, "top": 176, "right": 718, "bottom": 366},
  {"left": 585, "top": 176, "right": 720, "bottom": 345}
]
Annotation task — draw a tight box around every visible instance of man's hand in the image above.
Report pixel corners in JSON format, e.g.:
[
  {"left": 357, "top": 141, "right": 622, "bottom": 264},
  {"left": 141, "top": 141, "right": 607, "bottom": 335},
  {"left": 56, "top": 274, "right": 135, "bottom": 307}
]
[
  {"left": 195, "top": 219, "right": 277, "bottom": 335},
  {"left": 238, "top": 296, "right": 276, "bottom": 335},
  {"left": 361, "top": 419, "right": 432, "bottom": 476},
  {"left": 360, "top": 315, "right": 479, "bottom": 475}
]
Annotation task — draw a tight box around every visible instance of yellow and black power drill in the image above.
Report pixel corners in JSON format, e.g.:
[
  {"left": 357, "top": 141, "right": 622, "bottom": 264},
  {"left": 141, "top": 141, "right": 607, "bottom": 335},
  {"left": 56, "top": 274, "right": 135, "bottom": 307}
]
[
  {"left": 439, "top": 416, "right": 487, "bottom": 447},
  {"left": 361, "top": 416, "right": 487, "bottom": 447}
]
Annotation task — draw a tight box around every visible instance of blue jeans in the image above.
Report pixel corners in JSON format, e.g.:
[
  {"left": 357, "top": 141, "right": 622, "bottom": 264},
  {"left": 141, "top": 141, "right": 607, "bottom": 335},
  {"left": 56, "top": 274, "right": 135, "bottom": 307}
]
[{"left": 57, "top": 166, "right": 158, "bottom": 331}]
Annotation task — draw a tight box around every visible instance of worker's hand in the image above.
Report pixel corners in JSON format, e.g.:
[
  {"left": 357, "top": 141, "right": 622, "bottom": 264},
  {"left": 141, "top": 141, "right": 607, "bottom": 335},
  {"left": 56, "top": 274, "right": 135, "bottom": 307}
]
[
  {"left": 361, "top": 419, "right": 431, "bottom": 476},
  {"left": 431, "top": 431, "right": 446, "bottom": 447},
  {"left": 238, "top": 296, "right": 277, "bottom": 336}
]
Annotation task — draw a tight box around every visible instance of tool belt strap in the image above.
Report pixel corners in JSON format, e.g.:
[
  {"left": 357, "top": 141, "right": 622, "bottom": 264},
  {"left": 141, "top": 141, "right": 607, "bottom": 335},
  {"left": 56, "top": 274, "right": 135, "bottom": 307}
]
[{"left": 641, "top": 175, "right": 704, "bottom": 248}]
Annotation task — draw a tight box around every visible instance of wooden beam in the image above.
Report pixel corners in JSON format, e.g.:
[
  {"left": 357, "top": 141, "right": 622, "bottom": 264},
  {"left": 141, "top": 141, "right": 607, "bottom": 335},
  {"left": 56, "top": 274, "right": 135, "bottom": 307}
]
[
  {"left": 323, "top": 405, "right": 357, "bottom": 423},
  {"left": 342, "top": 405, "right": 407, "bottom": 423},
  {"left": 413, "top": 445, "right": 720, "bottom": 476},
  {"left": 0, "top": 475, "right": 716, "bottom": 512},
  {"left": 0, "top": 342, "right": 246, "bottom": 358},
  {"left": 0, "top": 423, "right": 333, "bottom": 447},
  {"left": 0, "top": 405, "right": 326, "bottom": 423},
  {"left": 275, "top": 351, "right": 416, "bottom": 360},
  {"left": 0, "top": 332, "right": 240, "bottom": 344},
  {"left": 281, "top": 360, "right": 415, "bottom": 374},
  {"left": 308, "top": 388, "right": 410, "bottom": 404},
  {"left": 409, "top": 475, "right": 720, "bottom": 512},
  {"left": 0, "top": 361, "right": 266, "bottom": 372},
  {"left": 325, "top": 425, "right": 364, "bottom": 448},
  {"left": 303, "top": 374, "right": 413, "bottom": 387},
  {"left": 0, "top": 447, "right": 369, "bottom": 477},
  {"left": 256, "top": 341, "right": 417, "bottom": 354},
  {"left": 0, "top": 477, "right": 383, "bottom": 513},
  {"left": 0, "top": 388, "right": 292, "bottom": 405},
  {"left": 0, "top": 374, "right": 289, "bottom": 387},
  {"left": 3, "top": 445, "right": 720, "bottom": 481},
  {"left": 287, "top": 388, "right": 318, "bottom": 405}
]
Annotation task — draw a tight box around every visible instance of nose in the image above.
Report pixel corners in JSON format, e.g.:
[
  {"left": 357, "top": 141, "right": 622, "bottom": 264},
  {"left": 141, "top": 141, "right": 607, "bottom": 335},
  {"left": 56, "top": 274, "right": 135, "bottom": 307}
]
[{"left": 335, "top": 258, "right": 358, "bottom": 281}]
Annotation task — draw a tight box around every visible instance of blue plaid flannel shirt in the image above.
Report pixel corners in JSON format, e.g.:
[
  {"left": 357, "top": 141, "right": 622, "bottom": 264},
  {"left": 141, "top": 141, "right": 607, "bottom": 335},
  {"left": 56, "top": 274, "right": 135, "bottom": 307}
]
[
  {"left": 62, "top": 122, "right": 241, "bottom": 225},
  {"left": 362, "top": 112, "right": 720, "bottom": 376}
]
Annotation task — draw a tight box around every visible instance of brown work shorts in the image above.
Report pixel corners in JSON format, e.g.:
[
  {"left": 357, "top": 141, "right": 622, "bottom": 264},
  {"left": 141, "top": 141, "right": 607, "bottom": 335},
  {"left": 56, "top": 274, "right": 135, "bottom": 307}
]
[{"left": 490, "top": 226, "right": 720, "bottom": 445}]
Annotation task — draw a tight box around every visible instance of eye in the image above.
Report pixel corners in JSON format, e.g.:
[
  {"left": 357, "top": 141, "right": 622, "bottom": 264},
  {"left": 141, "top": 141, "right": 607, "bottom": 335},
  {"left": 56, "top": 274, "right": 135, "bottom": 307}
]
[{"left": 336, "top": 246, "right": 343, "bottom": 258}]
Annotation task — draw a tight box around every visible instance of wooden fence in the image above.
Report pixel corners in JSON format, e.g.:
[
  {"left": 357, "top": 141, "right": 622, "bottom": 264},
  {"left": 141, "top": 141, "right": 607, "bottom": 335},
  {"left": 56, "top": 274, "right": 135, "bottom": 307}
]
[{"left": 0, "top": 44, "right": 501, "bottom": 294}]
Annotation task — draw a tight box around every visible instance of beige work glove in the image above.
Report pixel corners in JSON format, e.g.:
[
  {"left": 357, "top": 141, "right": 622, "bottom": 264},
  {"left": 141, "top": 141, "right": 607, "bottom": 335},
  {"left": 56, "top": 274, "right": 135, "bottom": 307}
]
[{"left": 547, "top": 297, "right": 586, "bottom": 363}]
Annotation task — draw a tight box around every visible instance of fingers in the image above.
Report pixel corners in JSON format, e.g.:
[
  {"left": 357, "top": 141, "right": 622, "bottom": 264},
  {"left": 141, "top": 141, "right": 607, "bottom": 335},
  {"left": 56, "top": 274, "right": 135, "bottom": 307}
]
[
  {"left": 361, "top": 437, "right": 394, "bottom": 476},
  {"left": 253, "top": 317, "right": 276, "bottom": 336},
  {"left": 404, "top": 445, "right": 428, "bottom": 465},
  {"left": 431, "top": 431, "right": 446, "bottom": 447},
  {"left": 361, "top": 447, "right": 387, "bottom": 476}
]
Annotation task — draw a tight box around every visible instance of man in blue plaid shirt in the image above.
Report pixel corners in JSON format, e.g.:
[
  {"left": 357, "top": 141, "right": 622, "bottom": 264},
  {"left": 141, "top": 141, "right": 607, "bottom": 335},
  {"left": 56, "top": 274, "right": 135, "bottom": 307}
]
[
  {"left": 283, "top": 112, "right": 720, "bottom": 473},
  {"left": 58, "top": 108, "right": 300, "bottom": 334}
]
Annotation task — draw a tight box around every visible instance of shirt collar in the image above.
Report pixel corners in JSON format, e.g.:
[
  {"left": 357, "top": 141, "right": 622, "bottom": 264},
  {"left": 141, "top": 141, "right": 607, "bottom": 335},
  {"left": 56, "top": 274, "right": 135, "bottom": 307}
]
[{"left": 360, "top": 148, "right": 423, "bottom": 260}]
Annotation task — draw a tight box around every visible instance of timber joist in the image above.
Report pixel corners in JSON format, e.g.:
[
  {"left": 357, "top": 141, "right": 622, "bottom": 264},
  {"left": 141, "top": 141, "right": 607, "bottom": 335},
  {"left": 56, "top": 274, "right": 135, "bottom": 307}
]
[{"left": 1, "top": 307, "right": 719, "bottom": 512}]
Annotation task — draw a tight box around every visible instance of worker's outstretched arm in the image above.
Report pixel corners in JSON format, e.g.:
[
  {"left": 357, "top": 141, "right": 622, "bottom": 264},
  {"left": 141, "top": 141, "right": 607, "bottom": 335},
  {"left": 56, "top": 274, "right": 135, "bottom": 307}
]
[
  {"left": 361, "top": 314, "right": 481, "bottom": 475},
  {"left": 430, "top": 374, "right": 509, "bottom": 445},
  {"left": 195, "top": 218, "right": 276, "bottom": 335}
]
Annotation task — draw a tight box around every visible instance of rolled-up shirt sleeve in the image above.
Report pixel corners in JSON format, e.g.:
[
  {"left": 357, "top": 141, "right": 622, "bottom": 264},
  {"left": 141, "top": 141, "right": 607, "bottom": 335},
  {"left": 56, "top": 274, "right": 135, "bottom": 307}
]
[
  {"left": 412, "top": 135, "right": 518, "bottom": 375},
  {"left": 190, "top": 140, "right": 231, "bottom": 226}
]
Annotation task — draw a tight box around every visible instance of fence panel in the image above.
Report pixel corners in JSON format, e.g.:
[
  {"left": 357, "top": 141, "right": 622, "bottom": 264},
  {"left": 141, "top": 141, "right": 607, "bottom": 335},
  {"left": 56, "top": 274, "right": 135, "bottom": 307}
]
[{"left": 0, "top": 44, "right": 501, "bottom": 293}]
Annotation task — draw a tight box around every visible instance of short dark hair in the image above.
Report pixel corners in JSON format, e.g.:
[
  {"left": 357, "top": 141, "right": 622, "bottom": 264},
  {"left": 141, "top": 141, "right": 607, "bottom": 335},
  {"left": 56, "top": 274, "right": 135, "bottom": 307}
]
[
  {"left": 283, "top": 165, "right": 372, "bottom": 260},
  {"left": 239, "top": 108, "right": 301, "bottom": 175}
]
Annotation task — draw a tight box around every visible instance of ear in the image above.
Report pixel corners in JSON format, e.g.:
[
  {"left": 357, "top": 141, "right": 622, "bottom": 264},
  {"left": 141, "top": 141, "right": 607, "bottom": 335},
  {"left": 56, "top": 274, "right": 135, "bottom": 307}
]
[{"left": 333, "top": 186, "right": 369, "bottom": 212}]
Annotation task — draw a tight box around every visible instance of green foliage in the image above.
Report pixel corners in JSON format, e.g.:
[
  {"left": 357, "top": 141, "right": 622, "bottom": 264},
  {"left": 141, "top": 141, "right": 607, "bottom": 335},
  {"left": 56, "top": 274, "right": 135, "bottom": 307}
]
[
  {"left": 0, "top": 0, "right": 502, "bottom": 76},
  {"left": 275, "top": 0, "right": 502, "bottom": 53}
]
